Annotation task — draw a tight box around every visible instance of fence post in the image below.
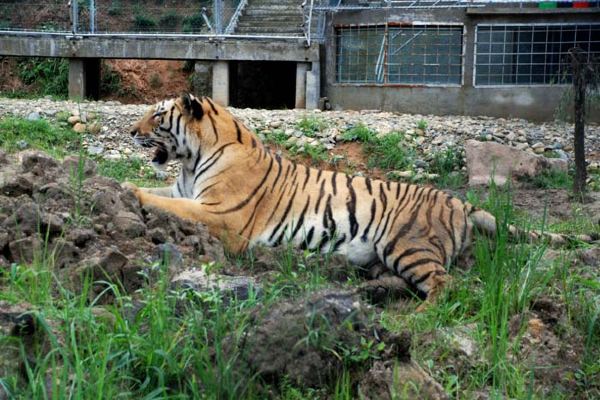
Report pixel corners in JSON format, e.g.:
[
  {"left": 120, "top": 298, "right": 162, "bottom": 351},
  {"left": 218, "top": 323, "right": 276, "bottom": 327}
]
[
  {"left": 570, "top": 48, "right": 587, "bottom": 197},
  {"left": 214, "top": 0, "right": 223, "bottom": 34},
  {"left": 71, "top": 0, "right": 79, "bottom": 33},
  {"left": 90, "top": 0, "right": 95, "bottom": 33}
]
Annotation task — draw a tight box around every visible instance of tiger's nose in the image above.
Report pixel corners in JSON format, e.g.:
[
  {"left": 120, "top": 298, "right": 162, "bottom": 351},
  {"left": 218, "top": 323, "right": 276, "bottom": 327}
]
[{"left": 129, "top": 128, "right": 137, "bottom": 137}]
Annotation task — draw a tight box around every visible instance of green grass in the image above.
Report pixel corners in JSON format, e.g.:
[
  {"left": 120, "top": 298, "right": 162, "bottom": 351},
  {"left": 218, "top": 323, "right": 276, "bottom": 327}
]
[
  {"left": 427, "top": 146, "right": 466, "bottom": 189},
  {"left": 96, "top": 157, "right": 164, "bottom": 187},
  {"left": 0, "top": 117, "right": 79, "bottom": 157},
  {"left": 340, "top": 124, "right": 376, "bottom": 143},
  {"left": 296, "top": 116, "right": 328, "bottom": 138},
  {"left": 365, "top": 132, "right": 415, "bottom": 171},
  {"left": 17, "top": 58, "right": 69, "bottom": 98},
  {"left": 526, "top": 169, "right": 573, "bottom": 190}
]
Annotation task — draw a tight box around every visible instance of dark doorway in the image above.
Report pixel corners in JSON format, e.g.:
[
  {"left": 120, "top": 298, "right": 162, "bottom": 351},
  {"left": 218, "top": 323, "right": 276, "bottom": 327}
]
[{"left": 229, "top": 61, "right": 296, "bottom": 109}]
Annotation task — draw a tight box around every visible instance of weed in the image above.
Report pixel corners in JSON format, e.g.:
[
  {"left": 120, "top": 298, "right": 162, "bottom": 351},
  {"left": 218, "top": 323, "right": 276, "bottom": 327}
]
[
  {"left": 96, "top": 157, "right": 162, "bottom": 187},
  {"left": 525, "top": 169, "right": 573, "bottom": 190},
  {"left": 18, "top": 58, "right": 69, "bottom": 98},
  {"left": 296, "top": 116, "right": 328, "bottom": 137},
  {"left": 159, "top": 11, "right": 180, "bottom": 31},
  {"left": 417, "top": 119, "right": 428, "bottom": 130},
  {"left": 0, "top": 117, "right": 79, "bottom": 157},
  {"left": 149, "top": 73, "right": 162, "bottom": 89},
  {"left": 428, "top": 146, "right": 466, "bottom": 188},
  {"left": 182, "top": 14, "right": 204, "bottom": 33},
  {"left": 107, "top": 0, "right": 122, "bottom": 16},
  {"left": 365, "top": 132, "right": 415, "bottom": 171},
  {"left": 289, "top": 142, "right": 329, "bottom": 165},
  {"left": 133, "top": 14, "right": 158, "bottom": 32},
  {"left": 340, "top": 124, "right": 375, "bottom": 143},
  {"left": 263, "top": 129, "right": 289, "bottom": 146}
]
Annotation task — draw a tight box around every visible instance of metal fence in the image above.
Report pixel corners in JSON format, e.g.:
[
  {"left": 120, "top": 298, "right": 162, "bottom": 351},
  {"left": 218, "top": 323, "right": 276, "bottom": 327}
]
[
  {"left": 336, "top": 24, "right": 464, "bottom": 85},
  {"left": 0, "top": 0, "right": 243, "bottom": 34},
  {"left": 474, "top": 23, "right": 600, "bottom": 86}
]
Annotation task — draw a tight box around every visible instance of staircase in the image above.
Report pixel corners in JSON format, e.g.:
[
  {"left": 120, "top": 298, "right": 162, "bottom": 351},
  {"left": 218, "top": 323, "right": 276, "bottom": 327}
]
[{"left": 234, "top": 0, "right": 305, "bottom": 36}]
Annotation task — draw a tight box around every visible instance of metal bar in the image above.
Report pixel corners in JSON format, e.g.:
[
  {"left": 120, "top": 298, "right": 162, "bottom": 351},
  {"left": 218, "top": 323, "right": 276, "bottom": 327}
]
[
  {"left": 71, "top": 0, "right": 78, "bottom": 34},
  {"left": 225, "top": 0, "right": 248, "bottom": 35},
  {"left": 90, "top": 0, "right": 95, "bottom": 34},
  {"left": 214, "top": 0, "right": 223, "bottom": 34}
]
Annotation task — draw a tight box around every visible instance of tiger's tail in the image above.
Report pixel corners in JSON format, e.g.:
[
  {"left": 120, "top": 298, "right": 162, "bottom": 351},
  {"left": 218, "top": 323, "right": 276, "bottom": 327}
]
[{"left": 467, "top": 205, "right": 598, "bottom": 246}]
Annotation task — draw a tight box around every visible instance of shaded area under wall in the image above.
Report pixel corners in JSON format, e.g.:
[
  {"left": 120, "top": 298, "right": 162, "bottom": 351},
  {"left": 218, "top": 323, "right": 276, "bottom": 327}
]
[{"left": 229, "top": 61, "right": 296, "bottom": 109}]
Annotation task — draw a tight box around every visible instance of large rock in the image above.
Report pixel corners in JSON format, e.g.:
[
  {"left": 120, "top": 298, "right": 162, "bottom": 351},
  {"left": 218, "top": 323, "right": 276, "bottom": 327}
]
[
  {"left": 465, "top": 140, "right": 567, "bottom": 186},
  {"left": 171, "top": 268, "right": 261, "bottom": 304}
]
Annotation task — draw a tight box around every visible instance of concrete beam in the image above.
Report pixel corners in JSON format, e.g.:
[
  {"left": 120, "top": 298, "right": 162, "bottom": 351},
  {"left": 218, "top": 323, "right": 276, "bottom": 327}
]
[
  {"left": 0, "top": 33, "right": 320, "bottom": 62},
  {"left": 295, "top": 62, "right": 308, "bottom": 109},
  {"left": 212, "top": 61, "right": 229, "bottom": 106}
]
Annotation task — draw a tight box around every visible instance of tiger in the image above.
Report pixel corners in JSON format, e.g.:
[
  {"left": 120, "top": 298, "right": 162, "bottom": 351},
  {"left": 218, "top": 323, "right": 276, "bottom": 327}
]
[{"left": 123, "top": 93, "right": 597, "bottom": 308}]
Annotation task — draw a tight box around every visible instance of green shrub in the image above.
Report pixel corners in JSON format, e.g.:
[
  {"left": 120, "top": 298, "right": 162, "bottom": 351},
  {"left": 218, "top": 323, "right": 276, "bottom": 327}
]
[
  {"left": 183, "top": 14, "right": 204, "bottom": 33},
  {"left": 133, "top": 14, "right": 157, "bottom": 31},
  {"left": 108, "top": 0, "right": 122, "bottom": 16},
  {"left": 340, "top": 124, "right": 375, "bottom": 143},
  {"left": 296, "top": 116, "right": 328, "bottom": 137},
  {"left": 159, "top": 11, "right": 180, "bottom": 31},
  {"left": 18, "top": 58, "right": 69, "bottom": 98},
  {"left": 365, "top": 132, "right": 415, "bottom": 171}
]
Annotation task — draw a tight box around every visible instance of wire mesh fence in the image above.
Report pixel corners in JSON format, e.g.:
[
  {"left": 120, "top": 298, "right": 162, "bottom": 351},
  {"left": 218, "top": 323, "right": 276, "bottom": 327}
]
[
  {"left": 0, "top": 0, "right": 243, "bottom": 34},
  {"left": 475, "top": 23, "right": 600, "bottom": 85},
  {"left": 336, "top": 24, "right": 463, "bottom": 85}
]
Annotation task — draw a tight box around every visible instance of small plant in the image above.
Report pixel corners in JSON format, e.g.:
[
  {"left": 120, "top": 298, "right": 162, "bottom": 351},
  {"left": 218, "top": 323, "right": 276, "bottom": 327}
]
[
  {"left": 97, "top": 157, "right": 160, "bottom": 186},
  {"left": 149, "top": 73, "right": 162, "bottom": 89},
  {"left": 526, "top": 169, "right": 572, "bottom": 189},
  {"left": 340, "top": 124, "right": 375, "bottom": 143},
  {"left": 182, "top": 14, "right": 204, "bottom": 33},
  {"left": 108, "top": 0, "right": 122, "bottom": 16},
  {"left": 159, "top": 11, "right": 180, "bottom": 31},
  {"left": 289, "top": 142, "right": 329, "bottom": 165},
  {"left": 365, "top": 132, "right": 415, "bottom": 171},
  {"left": 263, "top": 130, "right": 288, "bottom": 146},
  {"left": 417, "top": 119, "right": 428, "bottom": 130},
  {"left": 133, "top": 14, "right": 158, "bottom": 32},
  {"left": 296, "top": 116, "right": 328, "bottom": 138}
]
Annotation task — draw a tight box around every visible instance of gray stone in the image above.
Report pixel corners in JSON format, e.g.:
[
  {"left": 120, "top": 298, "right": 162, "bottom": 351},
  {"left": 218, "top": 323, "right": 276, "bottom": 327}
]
[
  {"left": 465, "top": 140, "right": 568, "bottom": 187},
  {"left": 171, "top": 269, "right": 261, "bottom": 303},
  {"left": 26, "top": 112, "right": 41, "bottom": 121}
]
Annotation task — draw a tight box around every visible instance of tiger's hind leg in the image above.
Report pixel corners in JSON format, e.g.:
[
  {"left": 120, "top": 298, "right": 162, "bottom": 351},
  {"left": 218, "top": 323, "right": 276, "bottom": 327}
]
[{"left": 381, "top": 249, "right": 450, "bottom": 311}]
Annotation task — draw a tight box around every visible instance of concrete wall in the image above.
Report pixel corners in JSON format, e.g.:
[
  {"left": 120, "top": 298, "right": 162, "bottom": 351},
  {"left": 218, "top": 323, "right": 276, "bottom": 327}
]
[{"left": 323, "top": 8, "right": 600, "bottom": 121}]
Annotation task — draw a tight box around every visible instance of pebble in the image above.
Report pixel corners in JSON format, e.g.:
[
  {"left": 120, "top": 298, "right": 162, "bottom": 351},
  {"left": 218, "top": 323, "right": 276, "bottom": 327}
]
[{"left": 73, "top": 123, "right": 86, "bottom": 133}]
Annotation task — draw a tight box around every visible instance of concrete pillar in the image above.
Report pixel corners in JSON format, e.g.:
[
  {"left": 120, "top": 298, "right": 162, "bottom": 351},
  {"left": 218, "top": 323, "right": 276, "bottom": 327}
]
[
  {"left": 212, "top": 61, "right": 229, "bottom": 106},
  {"left": 68, "top": 59, "right": 86, "bottom": 100},
  {"left": 305, "top": 61, "right": 320, "bottom": 110},
  {"left": 68, "top": 58, "right": 101, "bottom": 100},
  {"left": 295, "top": 62, "right": 308, "bottom": 109}
]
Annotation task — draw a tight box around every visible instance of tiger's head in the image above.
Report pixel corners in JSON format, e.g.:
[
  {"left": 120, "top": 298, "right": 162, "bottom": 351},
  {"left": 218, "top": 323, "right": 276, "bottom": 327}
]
[{"left": 129, "top": 93, "right": 208, "bottom": 168}]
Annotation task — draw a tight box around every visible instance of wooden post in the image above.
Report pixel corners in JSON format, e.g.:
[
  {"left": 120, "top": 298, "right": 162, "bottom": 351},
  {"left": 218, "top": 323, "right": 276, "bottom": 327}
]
[{"left": 571, "top": 48, "right": 587, "bottom": 197}]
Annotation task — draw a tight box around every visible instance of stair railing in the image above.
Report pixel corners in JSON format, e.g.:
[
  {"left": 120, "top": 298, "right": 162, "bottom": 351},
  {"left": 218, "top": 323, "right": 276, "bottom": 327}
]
[
  {"left": 225, "top": 0, "right": 248, "bottom": 35},
  {"left": 302, "top": 0, "right": 314, "bottom": 47}
]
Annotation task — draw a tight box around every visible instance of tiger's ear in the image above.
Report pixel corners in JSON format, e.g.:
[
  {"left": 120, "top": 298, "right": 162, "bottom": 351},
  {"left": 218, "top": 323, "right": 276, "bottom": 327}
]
[{"left": 180, "top": 93, "right": 204, "bottom": 120}]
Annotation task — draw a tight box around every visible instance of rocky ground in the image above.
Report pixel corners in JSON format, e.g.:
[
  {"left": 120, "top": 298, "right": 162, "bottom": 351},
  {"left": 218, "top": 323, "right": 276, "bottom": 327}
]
[{"left": 1, "top": 97, "right": 600, "bottom": 180}]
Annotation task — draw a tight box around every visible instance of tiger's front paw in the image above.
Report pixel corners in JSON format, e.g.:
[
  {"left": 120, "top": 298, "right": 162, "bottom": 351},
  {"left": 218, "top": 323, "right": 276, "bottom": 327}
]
[{"left": 122, "top": 182, "right": 143, "bottom": 203}]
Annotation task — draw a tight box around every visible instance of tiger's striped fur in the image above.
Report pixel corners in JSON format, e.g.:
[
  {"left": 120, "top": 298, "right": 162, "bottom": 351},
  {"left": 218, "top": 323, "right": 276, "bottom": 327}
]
[{"left": 125, "top": 94, "right": 596, "bottom": 304}]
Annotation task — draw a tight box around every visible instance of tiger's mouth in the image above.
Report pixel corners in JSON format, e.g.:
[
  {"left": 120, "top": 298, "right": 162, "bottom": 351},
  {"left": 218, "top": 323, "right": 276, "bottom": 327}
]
[{"left": 152, "top": 146, "right": 169, "bottom": 165}]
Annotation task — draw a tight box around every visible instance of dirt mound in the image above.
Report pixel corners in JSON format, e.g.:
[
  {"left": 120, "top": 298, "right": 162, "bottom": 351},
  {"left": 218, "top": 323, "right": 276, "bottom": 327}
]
[
  {"left": 226, "top": 289, "right": 447, "bottom": 399},
  {"left": 0, "top": 150, "right": 225, "bottom": 302}
]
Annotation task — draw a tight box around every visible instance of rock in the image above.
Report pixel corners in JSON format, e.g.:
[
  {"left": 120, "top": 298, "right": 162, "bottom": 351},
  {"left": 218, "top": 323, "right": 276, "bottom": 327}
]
[
  {"left": 87, "top": 145, "right": 104, "bottom": 155},
  {"left": 26, "top": 112, "right": 41, "bottom": 121},
  {"left": 8, "top": 236, "right": 42, "bottom": 265},
  {"left": 62, "top": 156, "right": 96, "bottom": 178},
  {"left": 67, "top": 115, "right": 81, "bottom": 125},
  {"left": 16, "top": 140, "right": 29, "bottom": 150},
  {"left": 578, "top": 248, "right": 600, "bottom": 268},
  {"left": 21, "top": 150, "right": 59, "bottom": 172},
  {"left": 359, "top": 360, "right": 448, "bottom": 400},
  {"left": 114, "top": 210, "right": 146, "bottom": 238},
  {"left": 465, "top": 140, "right": 567, "bottom": 186},
  {"left": 73, "top": 123, "right": 87, "bottom": 133},
  {"left": 154, "top": 243, "right": 183, "bottom": 268},
  {"left": 87, "top": 122, "right": 102, "bottom": 135},
  {"left": 171, "top": 269, "right": 261, "bottom": 303}
]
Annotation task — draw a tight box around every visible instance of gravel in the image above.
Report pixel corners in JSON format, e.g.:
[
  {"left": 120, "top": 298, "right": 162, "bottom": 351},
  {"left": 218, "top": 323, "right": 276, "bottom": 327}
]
[{"left": 1, "top": 96, "right": 600, "bottom": 177}]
